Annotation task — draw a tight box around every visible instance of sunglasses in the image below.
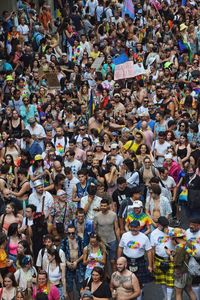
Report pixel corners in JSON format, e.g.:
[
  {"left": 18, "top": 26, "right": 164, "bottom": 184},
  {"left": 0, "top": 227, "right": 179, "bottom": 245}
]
[{"left": 68, "top": 232, "right": 75, "bottom": 236}]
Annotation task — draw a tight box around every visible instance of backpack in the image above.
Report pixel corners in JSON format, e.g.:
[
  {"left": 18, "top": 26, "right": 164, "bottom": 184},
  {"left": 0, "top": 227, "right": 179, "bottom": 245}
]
[
  {"left": 32, "top": 32, "right": 41, "bottom": 51},
  {"left": 101, "top": 8, "right": 108, "bottom": 21},
  {"left": 53, "top": 135, "right": 69, "bottom": 152}
]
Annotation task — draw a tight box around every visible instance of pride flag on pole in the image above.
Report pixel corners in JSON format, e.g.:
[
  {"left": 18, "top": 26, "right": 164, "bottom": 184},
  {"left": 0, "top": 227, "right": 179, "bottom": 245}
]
[
  {"left": 122, "top": 0, "right": 135, "bottom": 19},
  {"left": 88, "top": 89, "right": 95, "bottom": 117}
]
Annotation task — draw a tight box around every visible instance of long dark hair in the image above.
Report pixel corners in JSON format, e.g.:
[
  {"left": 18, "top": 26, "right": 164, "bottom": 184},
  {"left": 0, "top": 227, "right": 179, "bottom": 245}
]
[
  {"left": 92, "top": 266, "right": 105, "bottom": 281},
  {"left": 3, "top": 272, "right": 17, "bottom": 287},
  {"left": 7, "top": 223, "right": 19, "bottom": 237},
  {"left": 47, "top": 248, "right": 61, "bottom": 266}
]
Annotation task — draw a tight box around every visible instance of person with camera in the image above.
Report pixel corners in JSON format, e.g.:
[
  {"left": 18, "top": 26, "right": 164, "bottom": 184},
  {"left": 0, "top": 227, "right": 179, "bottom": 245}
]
[{"left": 80, "top": 184, "right": 102, "bottom": 222}]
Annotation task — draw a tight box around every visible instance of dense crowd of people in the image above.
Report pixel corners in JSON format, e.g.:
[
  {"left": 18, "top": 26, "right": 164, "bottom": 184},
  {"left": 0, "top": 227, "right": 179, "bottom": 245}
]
[{"left": 0, "top": 0, "right": 199, "bottom": 299}]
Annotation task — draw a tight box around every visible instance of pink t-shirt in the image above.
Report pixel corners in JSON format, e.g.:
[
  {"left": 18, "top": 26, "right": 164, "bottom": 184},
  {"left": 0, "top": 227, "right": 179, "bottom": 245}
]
[{"left": 32, "top": 285, "right": 60, "bottom": 300}]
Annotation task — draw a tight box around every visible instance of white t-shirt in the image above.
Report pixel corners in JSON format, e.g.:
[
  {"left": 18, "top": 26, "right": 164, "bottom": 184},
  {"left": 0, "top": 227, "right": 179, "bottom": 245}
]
[
  {"left": 150, "top": 227, "right": 175, "bottom": 258},
  {"left": 152, "top": 140, "right": 170, "bottom": 167},
  {"left": 52, "top": 136, "right": 69, "bottom": 156},
  {"left": 102, "top": 154, "right": 123, "bottom": 167},
  {"left": 125, "top": 171, "right": 139, "bottom": 187},
  {"left": 17, "top": 24, "right": 29, "bottom": 41},
  {"left": 64, "top": 176, "right": 79, "bottom": 202},
  {"left": 36, "top": 247, "right": 65, "bottom": 270},
  {"left": 22, "top": 217, "right": 33, "bottom": 227},
  {"left": 28, "top": 191, "right": 53, "bottom": 218},
  {"left": 119, "top": 231, "right": 152, "bottom": 258},
  {"left": 85, "top": 0, "right": 98, "bottom": 16},
  {"left": 15, "top": 267, "right": 37, "bottom": 291},
  {"left": 161, "top": 176, "right": 176, "bottom": 200},
  {"left": 81, "top": 195, "right": 102, "bottom": 220},
  {"left": 64, "top": 159, "right": 82, "bottom": 177},
  {"left": 106, "top": 7, "right": 113, "bottom": 21},
  {"left": 186, "top": 229, "right": 200, "bottom": 259}
]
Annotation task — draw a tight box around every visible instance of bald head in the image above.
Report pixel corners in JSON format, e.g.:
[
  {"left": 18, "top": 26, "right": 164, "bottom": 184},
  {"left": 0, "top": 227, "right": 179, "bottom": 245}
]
[
  {"left": 117, "top": 257, "right": 127, "bottom": 273},
  {"left": 141, "top": 121, "right": 147, "bottom": 129},
  {"left": 117, "top": 257, "right": 127, "bottom": 264}
]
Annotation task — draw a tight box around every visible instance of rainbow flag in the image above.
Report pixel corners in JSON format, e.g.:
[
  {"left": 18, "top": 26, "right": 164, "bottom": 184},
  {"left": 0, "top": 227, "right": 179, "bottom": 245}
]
[
  {"left": 122, "top": 0, "right": 135, "bottom": 19},
  {"left": 178, "top": 40, "right": 193, "bottom": 63},
  {"left": 88, "top": 89, "right": 95, "bottom": 117}
]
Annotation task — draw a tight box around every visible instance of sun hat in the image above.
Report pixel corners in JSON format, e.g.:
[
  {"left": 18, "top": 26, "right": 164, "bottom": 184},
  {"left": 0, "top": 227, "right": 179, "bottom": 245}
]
[
  {"left": 180, "top": 23, "right": 188, "bottom": 31},
  {"left": 33, "top": 180, "right": 43, "bottom": 188},
  {"left": 169, "top": 227, "right": 186, "bottom": 238}
]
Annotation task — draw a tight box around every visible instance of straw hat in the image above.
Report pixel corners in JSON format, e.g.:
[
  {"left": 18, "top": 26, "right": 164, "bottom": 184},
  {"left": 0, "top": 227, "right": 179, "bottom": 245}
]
[{"left": 180, "top": 23, "right": 188, "bottom": 31}]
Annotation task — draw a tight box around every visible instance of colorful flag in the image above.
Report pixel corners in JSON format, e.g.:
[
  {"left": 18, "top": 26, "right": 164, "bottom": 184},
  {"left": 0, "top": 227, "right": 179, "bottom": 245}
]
[
  {"left": 112, "top": 53, "right": 129, "bottom": 65},
  {"left": 122, "top": 0, "right": 135, "bottom": 19},
  {"left": 88, "top": 89, "right": 95, "bottom": 117},
  {"left": 178, "top": 40, "right": 193, "bottom": 63}
]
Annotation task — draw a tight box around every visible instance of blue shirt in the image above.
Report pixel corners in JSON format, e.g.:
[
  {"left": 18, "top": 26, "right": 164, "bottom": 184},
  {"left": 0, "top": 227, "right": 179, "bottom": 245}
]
[{"left": 26, "top": 141, "right": 42, "bottom": 159}]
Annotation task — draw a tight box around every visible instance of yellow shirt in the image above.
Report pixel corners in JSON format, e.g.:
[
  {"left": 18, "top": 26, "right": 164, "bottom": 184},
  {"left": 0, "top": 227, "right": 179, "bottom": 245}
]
[
  {"left": 123, "top": 140, "right": 141, "bottom": 153},
  {"left": 90, "top": 51, "right": 100, "bottom": 59}
]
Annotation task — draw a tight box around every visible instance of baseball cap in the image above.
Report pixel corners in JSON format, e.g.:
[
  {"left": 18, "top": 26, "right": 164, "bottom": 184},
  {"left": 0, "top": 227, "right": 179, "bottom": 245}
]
[
  {"left": 121, "top": 127, "right": 130, "bottom": 133},
  {"left": 34, "top": 154, "right": 43, "bottom": 161},
  {"left": 57, "top": 189, "right": 67, "bottom": 196},
  {"left": 21, "top": 256, "right": 31, "bottom": 267},
  {"left": 129, "top": 220, "right": 140, "bottom": 227},
  {"left": 111, "top": 143, "right": 119, "bottom": 149},
  {"left": 114, "top": 93, "right": 120, "bottom": 97},
  {"left": 6, "top": 75, "right": 13, "bottom": 81},
  {"left": 111, "top": 132, "right": 119, "bottom": 137},
  {"left": 164, "top": 153, "right": 173, "bottom": 160},
  {"left": 132, "top": 200, "right": 143, "bottom": 208},
  {"left": 157, "top": 216, "right": 169, "bottom": 227}
]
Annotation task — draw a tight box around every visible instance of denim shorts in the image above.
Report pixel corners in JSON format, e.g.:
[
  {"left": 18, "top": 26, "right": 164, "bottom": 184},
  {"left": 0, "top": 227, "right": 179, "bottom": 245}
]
[
  {"left": 107, "top": 240, "right": 118, "bottom": 261},
  {"left": 174, "top": 272, "right": 192, "bottom": 289}
]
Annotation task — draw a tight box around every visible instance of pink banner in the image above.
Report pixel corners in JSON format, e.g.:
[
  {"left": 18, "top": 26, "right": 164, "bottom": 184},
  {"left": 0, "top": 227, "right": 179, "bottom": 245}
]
[{"left": 114, "top": 62, "right": 145, "bottom": 80}]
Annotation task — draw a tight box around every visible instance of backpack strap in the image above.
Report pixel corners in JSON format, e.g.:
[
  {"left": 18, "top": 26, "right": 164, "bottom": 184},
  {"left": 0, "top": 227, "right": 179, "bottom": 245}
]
[
  {"left": 41, "top": 247, "right": 45, "bottom": 268},
  {"left": 41, "top": 195, "right": 45, "bottom": 213},
  {"left": 127, "top": 140, "right": 134, "bottom": 151}
]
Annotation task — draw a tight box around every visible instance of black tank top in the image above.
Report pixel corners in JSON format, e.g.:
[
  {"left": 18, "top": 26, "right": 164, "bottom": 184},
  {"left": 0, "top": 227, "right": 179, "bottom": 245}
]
[
  {"left": 177, "top": 147, "right": 187, "bottom": 159},
  {"left": 10, "top": 119, "right": 22, "bottom": 138}
]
